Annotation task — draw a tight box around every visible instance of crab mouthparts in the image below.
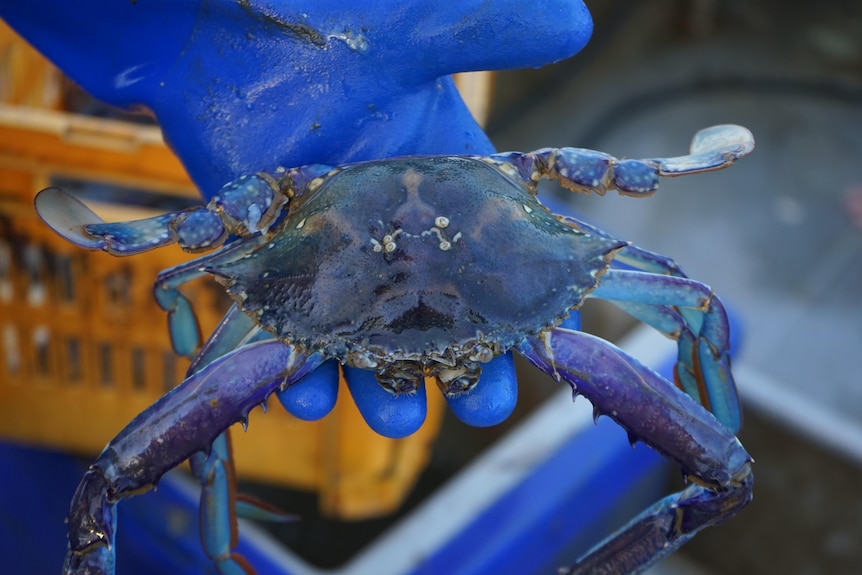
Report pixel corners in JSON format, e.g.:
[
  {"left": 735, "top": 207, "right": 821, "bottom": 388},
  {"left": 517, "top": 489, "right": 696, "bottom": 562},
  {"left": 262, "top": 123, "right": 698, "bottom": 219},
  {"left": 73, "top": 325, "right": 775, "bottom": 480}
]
[{"left": 372, "top": 358, "right": 485, "bottom": 397}]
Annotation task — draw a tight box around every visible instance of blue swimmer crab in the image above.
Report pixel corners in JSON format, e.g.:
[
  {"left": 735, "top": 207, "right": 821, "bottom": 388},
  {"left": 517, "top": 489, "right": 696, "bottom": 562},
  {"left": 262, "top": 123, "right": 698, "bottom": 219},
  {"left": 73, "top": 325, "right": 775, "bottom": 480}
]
[{"left": 36, "top": 124, "right": 754, "bottom": 575}]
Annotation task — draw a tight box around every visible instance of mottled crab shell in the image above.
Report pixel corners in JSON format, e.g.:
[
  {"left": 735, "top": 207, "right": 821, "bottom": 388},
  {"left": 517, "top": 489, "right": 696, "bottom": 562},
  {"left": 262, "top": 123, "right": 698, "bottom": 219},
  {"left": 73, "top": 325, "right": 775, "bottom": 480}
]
[{"left": 210, "top": 156, "right": 625, "bottom": 376}]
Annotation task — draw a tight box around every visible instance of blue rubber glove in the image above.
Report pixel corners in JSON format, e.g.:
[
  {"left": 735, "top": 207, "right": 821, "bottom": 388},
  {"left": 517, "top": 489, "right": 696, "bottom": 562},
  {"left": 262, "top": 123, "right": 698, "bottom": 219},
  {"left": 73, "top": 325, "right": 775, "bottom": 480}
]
[{"left": 0, "top": 0, "right": 593, "bottom": 437}]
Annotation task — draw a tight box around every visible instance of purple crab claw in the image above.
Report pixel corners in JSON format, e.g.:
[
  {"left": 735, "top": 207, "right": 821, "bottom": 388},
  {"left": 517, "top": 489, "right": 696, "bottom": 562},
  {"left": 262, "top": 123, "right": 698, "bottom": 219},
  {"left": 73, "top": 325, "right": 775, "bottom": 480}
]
[
  {"left": 63, "top": 339, "right": 323, "bottom": 575},
  {"left": 518, "top": 328, "right": 753, "bottom": 574}
]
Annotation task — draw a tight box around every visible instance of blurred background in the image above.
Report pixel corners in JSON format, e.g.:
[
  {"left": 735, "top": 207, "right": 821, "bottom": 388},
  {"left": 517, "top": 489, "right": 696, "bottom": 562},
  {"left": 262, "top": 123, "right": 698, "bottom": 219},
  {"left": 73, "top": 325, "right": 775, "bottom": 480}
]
[
  {"left": 491, "top": 1, "right": 862, "bottom": 573},
  {"left": 2, "top": 0, "right": 861, "bottom": 573}
]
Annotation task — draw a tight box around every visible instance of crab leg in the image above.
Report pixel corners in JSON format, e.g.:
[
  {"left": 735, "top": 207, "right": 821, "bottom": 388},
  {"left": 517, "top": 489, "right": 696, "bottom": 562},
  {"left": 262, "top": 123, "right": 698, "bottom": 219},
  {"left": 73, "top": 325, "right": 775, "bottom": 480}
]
[
  {"left": 184, "top": 306, "right": 277, "bottom": 575},
  {"left": 588, "top": 268, "right": 740, "bottom": 432},
  {"left": 517, "top": 329, "right": 753, "bottom": 575},
  {"left": 151, "top": 241, "right": 258, "bottom": 356},
  {"left": 33, "top": 187, "right": 226, "bottom": 255},
  {"left": 63, "top": 340, "right": 323, "bottom": 575},
  {"left": 553, "top": 124, "right": 754, "bottom": 196},
  {"left": 190, "top": 432, "right": 253, "bottom": 575},
  {"left": 557, "top": 214, "right": 739, "bottom": 430},
  {"left": 558, "top": 215, "right": 687, "bottom": 276},
  {"left": 493, "top": 124, "right": 754, "bottom": 198},
  {"left": 185, "top": 305, "right": 339, "bottom": 575},
  {"left": 597, "top": 246, "right": 734, "bottom": 426},
  {"left": 34, "top": 183, "right": 279, "bottom": 358},
  {"left": 188, "top": 304, "right": 267, "bottom": 372},
  {"left": 34, "top": 174, "right": 288, "bottom": 255}
]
